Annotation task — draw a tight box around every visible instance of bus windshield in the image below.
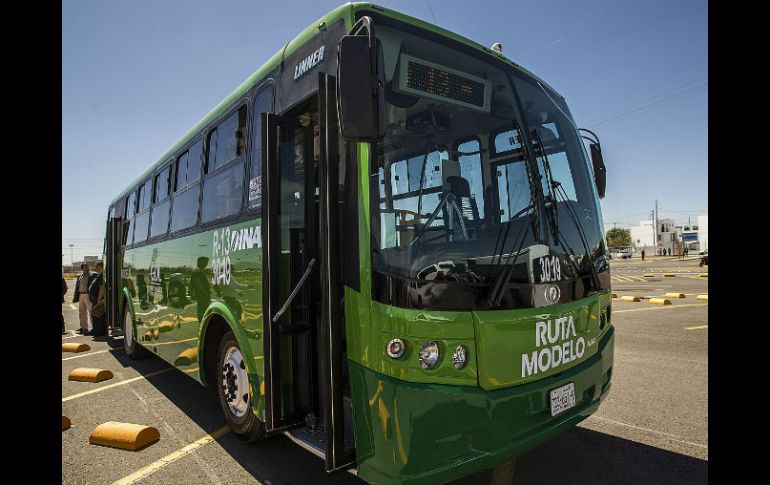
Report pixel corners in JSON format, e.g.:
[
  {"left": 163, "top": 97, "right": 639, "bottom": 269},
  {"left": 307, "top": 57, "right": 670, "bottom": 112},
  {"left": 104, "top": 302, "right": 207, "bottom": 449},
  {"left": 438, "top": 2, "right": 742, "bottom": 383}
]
[{"left": 371, "top": 21, "right": 606, "bottom": 286}]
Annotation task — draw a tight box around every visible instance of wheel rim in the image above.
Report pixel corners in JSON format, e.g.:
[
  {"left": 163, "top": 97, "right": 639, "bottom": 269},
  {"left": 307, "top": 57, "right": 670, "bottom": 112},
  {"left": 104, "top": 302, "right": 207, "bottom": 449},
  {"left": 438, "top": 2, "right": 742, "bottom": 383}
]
[
  {"left": 124, "top": 311, "right": 133, "bottom": 349},
  {"left": 222, "top": 346, "right": 250, "bottom": 418}
]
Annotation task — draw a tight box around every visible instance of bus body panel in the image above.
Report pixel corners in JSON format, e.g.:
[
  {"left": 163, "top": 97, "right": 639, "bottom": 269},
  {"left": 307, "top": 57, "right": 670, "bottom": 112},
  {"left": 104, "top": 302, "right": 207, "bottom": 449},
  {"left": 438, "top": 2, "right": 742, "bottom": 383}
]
[
  {"left": 349, "top": 325, "right": 613, "bottom": 485},
  {"left": 122, "top": 217, "right": 267, "bottom": 416}
]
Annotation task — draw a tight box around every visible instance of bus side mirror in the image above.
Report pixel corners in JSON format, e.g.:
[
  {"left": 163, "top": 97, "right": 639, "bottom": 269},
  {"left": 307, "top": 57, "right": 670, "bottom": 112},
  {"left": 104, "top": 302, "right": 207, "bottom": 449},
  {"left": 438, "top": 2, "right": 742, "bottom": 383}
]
[
  {"left": 589, "top": 143, "right": 607, "bottom": 199},
  {"left": 337, "top": 17, "right": 385, "bottom": 142},
  {"left": 579, "top": 128, "right": 606, "bottom": 199}
]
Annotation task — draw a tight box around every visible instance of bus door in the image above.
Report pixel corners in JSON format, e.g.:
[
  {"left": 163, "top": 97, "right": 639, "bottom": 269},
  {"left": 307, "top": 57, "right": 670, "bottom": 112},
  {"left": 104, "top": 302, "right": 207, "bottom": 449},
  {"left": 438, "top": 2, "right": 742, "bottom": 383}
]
[
  {"left": 317, "top": 72, "right": 356, "bottom": 472},
  {"left": 106, "top": 215, "right": 129, "bottom": 331},
  {"left": 262, "top": 111, "right": 317, "bottom": 432}
]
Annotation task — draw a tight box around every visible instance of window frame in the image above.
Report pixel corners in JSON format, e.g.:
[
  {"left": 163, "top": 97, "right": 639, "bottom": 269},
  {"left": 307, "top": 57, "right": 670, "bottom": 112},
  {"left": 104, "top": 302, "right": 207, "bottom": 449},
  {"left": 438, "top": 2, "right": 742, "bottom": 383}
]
[
  {"left": 247, "top": 80, "right": 276, "bottom": 215},
  {"left": 199, "top": 100, "right": 250, "bottom": 227},
  {"left": 147, "top": 160, "right": 174, "bottom": 241},
  {"left": 132, "top": 179, "right": 153, "bottom": 246}
]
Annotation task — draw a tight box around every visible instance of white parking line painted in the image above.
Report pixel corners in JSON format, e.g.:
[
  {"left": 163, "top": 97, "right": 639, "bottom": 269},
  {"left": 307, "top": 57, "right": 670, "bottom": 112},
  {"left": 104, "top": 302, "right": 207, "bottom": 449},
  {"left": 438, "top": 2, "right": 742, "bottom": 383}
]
[
  {"left": 69, "top": 304, "right": 77, "bottom": 310},
  {"left": 62, "top": 368, "right": 175, "bottom": 402},
  {"left": 62, "top": 349, "right": 111, "bottom": 361},
  {"left": 62, "top": 333, "right": 87, "bottom": 340},
  {"left": 587, "top": 415, "right": 708, "bottom": 450},
  {"left": 110, "top": 425, "right": 232, "bottom": 485}
]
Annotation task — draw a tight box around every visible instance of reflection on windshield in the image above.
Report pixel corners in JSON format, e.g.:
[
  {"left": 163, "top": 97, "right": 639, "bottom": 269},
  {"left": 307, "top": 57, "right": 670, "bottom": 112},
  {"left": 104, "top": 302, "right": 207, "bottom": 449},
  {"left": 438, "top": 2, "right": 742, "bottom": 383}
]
[{"left": 371, "top": 23, "right": 606, "bottom": 285}]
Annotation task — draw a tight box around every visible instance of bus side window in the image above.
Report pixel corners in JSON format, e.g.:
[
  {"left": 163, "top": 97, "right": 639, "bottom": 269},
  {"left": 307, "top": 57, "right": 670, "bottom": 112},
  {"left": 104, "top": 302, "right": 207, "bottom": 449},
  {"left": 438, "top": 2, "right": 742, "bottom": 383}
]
[
  {"left": 207, "top": 105, "right": 248, "bottom": 173},
  {"left": 124, "top": 191, "right": 137, "bottom": 245},
  {"left": 248, "top": 84, "right": 274, "bottom": 210},
  {"left": 170, "top": 141, "right": 203, "bottom": 233},
  {"left": 133, "top": 179, "right": 152, "bottom": 244},
  {"left": 150, "top": 164, "right": 172, "bottom": 238}
]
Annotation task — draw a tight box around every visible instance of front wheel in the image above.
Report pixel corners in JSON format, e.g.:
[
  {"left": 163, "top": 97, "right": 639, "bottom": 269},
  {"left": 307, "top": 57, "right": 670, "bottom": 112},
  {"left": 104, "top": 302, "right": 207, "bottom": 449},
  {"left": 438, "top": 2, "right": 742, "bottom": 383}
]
[{"left": 216, "top": 331, "right": 265, "bottom": 442}]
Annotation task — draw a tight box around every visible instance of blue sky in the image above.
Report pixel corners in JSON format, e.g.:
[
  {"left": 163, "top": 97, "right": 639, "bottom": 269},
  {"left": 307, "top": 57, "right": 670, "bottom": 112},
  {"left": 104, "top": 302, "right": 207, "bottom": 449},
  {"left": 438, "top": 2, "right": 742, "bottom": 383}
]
[{"left": 62, "top": 0, "right": 707, "bottom": 262}]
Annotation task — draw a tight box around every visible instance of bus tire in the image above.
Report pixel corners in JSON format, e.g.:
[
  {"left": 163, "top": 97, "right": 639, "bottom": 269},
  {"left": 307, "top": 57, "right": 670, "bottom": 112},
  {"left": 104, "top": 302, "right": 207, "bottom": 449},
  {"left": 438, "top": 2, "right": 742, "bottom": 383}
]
[
  {"left": 216, "top": 331, "right": 265, "bottom": 443},
  {"left": 123, "top": 304, "right": 151, "bottom": 359}
]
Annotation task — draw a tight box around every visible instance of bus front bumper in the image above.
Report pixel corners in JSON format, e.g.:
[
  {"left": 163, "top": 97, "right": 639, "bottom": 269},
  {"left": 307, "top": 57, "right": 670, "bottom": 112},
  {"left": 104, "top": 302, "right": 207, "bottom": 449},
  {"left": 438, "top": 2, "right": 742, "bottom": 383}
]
[{"left": 349, "top": 325, "right": 614, "bottom": 485}]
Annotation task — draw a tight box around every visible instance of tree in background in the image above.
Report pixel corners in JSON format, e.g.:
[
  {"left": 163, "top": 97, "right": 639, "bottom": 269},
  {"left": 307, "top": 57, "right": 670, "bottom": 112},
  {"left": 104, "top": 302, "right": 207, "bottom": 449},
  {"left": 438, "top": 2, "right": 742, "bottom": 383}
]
[{"left": 606, "top": 228, "right": 632, "bottom": 250}]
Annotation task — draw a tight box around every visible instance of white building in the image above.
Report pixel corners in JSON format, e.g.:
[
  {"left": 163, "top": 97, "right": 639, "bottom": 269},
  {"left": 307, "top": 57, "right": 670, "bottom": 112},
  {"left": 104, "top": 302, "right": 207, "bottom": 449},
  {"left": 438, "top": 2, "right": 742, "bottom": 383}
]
[
  {"left": 629, "top": 218, "right": 679, "bottom": 255},
  {"left": 697, "top": 215, "right": 708, "bottom": 252}
]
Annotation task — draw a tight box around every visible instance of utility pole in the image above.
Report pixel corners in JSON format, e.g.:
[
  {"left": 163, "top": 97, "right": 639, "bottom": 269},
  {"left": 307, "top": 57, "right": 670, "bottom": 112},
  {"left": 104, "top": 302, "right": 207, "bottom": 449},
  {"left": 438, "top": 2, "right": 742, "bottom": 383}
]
[
  {"left": 69, "top": 244, "right": 74, "bottom": 272},
  {"left": 653, "top": 199, "right": 658, "bottom": 255}
]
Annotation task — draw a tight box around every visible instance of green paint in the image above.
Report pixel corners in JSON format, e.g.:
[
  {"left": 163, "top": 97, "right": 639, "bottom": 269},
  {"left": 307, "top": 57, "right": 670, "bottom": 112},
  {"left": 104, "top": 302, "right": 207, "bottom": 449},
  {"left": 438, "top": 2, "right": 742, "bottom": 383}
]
[
  {"left": 349, "top": 326, "right": 613, "bottom": 485},
  {"left": 108, "top": 3, "right": 615, "bottom": 483}
]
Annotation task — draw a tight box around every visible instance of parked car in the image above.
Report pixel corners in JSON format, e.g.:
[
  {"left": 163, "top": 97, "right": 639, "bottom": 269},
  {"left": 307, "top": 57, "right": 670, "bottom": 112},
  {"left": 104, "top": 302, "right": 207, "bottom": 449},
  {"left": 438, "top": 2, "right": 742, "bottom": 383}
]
[{"left": 616, "top": 250, "right": 631, "bottom": 259}]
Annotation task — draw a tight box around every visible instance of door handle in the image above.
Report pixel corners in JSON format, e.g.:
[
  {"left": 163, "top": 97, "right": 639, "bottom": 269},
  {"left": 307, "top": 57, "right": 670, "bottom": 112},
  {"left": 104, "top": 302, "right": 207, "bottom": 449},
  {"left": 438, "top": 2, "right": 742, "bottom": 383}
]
[{"left": 272, "top": 258, "right": 316, "bottom": 323}]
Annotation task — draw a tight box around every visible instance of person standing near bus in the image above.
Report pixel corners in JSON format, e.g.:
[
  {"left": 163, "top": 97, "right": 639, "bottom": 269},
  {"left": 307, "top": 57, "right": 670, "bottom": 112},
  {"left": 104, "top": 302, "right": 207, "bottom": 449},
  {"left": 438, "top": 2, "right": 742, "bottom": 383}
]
[
  {"left": 62, "top": 276, "right": 68, "bottom": 334},
  {"left": 72, "top": 263, "right": 96, "bottom": 335},
  {"left": 641, "top": 249, "right": 645, "bottom": 261}
]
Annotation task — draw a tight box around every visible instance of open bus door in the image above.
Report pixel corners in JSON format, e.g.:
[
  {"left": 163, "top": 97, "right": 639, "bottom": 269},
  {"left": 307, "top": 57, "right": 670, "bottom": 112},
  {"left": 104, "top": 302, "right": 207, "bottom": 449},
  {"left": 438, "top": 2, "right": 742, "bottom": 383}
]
[
  {"left": 317, "top": 72, "right": 356, "bottom": 472},
  {"left": 106, "top": 215, "right": 129, "bottom": 335},
  {"left": 262, "top": 74, "right": 355, "bottom": 472}
]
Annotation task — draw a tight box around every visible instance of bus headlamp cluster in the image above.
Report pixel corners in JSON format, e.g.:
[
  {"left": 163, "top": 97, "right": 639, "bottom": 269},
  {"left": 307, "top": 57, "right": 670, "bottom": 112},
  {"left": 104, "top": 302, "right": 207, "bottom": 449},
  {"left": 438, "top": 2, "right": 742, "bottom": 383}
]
[
  {"left": 386, "top": 338, "right": 406, "bottom": 359},
  {"left": 451, "top": 345, "right": 468, "bottom": 369},
  {"left": 419, "top": 341, "right": 440, "bottom": 369},
  {"left": 386, "top": 339, "right": 469, "bottom": 371}
]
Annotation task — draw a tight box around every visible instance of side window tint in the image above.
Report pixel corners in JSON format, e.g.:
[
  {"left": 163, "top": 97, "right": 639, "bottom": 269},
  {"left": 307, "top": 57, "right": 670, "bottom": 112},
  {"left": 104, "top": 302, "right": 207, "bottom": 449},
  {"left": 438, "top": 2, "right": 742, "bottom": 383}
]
[
  {"left": 170, "top": 185, "right": 200, "bottom": 233},
  {"left": 207, "top": 106, "right": 247, "bottom": 173},
  {"left": 150, "top": 200, "right": 170, "bottom": 238},
  {"left": 175, "top": 140, "right": 203, "bottom": 191},
  {"left": 154, "top": 166, "right": 171, "bottom": 202},
  {"left": 201, "top": 164, "right": 244, "bottom": 223}
]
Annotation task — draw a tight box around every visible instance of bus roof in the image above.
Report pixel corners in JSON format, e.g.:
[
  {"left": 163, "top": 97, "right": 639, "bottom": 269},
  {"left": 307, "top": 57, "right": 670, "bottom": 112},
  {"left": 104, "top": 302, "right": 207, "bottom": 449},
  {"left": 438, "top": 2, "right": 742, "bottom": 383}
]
[{"left": 110, "top": 2, "right": 559, "bottom": 206}]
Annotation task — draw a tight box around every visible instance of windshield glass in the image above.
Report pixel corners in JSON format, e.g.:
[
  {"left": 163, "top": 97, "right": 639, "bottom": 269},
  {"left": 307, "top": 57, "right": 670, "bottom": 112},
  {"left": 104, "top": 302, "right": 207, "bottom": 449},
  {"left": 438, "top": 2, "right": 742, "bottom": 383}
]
[{"left": 370, "top": 22, "right": 606, "bottom": 287}]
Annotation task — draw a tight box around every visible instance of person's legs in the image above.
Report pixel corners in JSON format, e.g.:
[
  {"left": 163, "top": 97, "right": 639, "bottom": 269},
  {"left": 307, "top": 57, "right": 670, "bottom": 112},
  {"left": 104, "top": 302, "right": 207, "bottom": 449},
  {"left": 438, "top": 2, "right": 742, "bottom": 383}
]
[{"left": 79, "top": 297, "right": 93, "bottom": 333}]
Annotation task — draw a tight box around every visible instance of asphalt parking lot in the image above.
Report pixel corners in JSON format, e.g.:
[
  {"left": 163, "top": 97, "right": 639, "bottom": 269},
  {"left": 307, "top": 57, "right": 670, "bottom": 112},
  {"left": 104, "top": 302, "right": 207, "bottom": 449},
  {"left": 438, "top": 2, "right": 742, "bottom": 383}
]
[{"left": 62, "top": 256, "right": 707, "bottom": 485}]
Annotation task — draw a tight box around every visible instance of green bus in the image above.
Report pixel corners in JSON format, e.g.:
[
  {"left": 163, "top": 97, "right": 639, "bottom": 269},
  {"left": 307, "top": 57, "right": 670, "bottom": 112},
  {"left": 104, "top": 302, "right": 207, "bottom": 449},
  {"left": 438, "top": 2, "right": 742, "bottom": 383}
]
[{"left": 103, "top": 3, "right": 613, "bottom": 484}]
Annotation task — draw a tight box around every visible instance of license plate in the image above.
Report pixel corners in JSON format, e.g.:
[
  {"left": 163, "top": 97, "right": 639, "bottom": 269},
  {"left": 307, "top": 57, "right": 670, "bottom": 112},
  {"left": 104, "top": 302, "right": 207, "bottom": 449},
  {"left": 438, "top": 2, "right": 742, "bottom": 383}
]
[{"left": 550, "top": 382, "right": 576, "bottom": 417}]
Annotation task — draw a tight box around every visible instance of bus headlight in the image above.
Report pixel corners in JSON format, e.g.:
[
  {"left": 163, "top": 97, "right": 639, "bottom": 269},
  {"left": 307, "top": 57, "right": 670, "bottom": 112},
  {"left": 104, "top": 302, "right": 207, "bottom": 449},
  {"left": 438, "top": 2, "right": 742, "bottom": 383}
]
[
  {"left": 451, "top": 345, "right": 468, "bottom": 369},
  {"left": 419, "top": 341, "right": 440, "bottom": 369},
  {"left": 386, "top": 338, "right": 406, "bottom": 359}
]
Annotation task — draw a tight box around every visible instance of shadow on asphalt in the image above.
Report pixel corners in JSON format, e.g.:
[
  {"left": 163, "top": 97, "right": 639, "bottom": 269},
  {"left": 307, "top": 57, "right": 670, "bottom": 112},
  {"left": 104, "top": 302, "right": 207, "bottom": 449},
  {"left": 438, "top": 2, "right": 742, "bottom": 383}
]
[
  {"left": 106, "top": 341, "right": 364, "bottom": 484},
  {"left": 107, "top": 344, "right": 706, "bottom": 485}
]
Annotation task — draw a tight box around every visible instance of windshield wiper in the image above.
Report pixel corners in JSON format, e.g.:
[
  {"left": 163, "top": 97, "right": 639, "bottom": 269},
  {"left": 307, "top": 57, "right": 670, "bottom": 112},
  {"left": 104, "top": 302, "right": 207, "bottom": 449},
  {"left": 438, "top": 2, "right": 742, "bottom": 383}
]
[
  {"left": 531, "top": 128, "right": 601, "bottom": 290},
  {"left": 552, "top": 181, "right": 603, "bottom": 290},
  {"left": 484, "top": 209, "right": 533, "bottom": 308}
]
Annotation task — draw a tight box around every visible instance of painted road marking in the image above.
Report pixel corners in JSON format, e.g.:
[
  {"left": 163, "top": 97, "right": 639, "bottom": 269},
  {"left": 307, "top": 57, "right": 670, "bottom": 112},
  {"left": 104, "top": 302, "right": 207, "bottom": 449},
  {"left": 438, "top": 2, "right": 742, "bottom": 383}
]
[
  {"left": 62, "top": 333, "right": 86, "bottom": 340},
  {"left": 685, "top": 325, "right": 708, "bottom": 330},
  {"left": 62, "top": 368, "right": 175, "bottom": 402},
  {"left": 587, "top": 415, "right": 708, "bottom": 450},
  {"left": 614, "top": 303, "right": 707, "bottom": 314},
  {"left": 62, "top": 349, "right": 111, "bottom": 361},
  {"left": 70, "top": 304, "right": 77, "bottom": 310},
  {"left": 110, "top": 425, "right": 231, "bottom": 485}
]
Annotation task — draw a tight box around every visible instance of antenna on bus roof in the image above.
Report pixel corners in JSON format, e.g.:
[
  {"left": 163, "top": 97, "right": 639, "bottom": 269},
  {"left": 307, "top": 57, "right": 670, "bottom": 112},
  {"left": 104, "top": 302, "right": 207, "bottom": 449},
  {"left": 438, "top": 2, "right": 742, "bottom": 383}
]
[{"left": 491, "top": 42, "right": 503, "bottom": 53}]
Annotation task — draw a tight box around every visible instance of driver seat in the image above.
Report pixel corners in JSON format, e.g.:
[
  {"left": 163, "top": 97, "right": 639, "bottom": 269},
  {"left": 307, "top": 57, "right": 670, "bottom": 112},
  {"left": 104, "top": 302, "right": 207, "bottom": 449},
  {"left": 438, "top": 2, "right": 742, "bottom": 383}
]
[{"left": 443, "top": 176, "right": 481, "bottom": 238}]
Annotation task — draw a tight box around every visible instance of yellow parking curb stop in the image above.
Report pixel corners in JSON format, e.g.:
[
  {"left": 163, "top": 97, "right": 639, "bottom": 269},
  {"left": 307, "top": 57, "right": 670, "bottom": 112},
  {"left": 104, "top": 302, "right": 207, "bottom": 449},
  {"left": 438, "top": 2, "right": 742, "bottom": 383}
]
[
  {"left": 643, "top": 273, "right": 655, "bottom": 277},
  {"left": 174, "top": 348, "right": 199, "bottom": 367},
  {"left": 648, "top": 298, "right": 671, "bottom": 305},
  {"left": 699, "top": 273, "right": 708, "bottom": 277},
  {"left": 663, "top": 273, "right": 676, "bottom": 277},
  {"left": 62, "top": 343, "right": 91, "bottom": 353},
  {"left": 696, "top": 294, "right": 708, "bottom": 301},
  {"left": 62, "top": 416, "right": 71, "bottom": 431},
  {"left": 89, "top": 422, "right": 160, "bottom": 451},
  {"left": 68, "top": 368, "right": 114, "bottom": 383},
  {"left": 620, "top": 296, "right": 640, "bottom": 302},
  {"left": 664, "top": 293, "right": 685, "bottom": 299}
]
